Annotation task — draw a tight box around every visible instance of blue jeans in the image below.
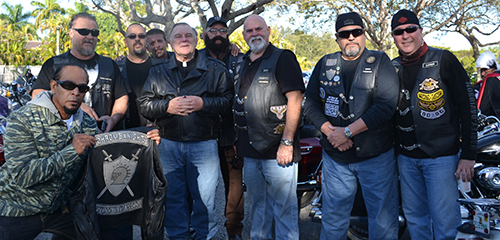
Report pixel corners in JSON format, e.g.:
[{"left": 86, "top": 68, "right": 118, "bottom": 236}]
[
  {"left": 244, "top": 158, "right": 299, "bottom": 240},
  {"left": 159, "top": 138, "right": 220, "bottom": 240},
  {"left": 0, "top": 207, "right": 75, "bottom": 240},
  {"left": 320, "top": 149, "right": 399, "bottom": 240},
  {"left": 397, "top": 154, "right": 461, "bottom": 240}
]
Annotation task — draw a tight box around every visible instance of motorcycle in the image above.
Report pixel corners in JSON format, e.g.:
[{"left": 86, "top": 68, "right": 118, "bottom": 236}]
[
  {"left": 0, "top": 66, "right": 34, "bottom": 167},
  {"left": 455, "top": 113, "right": 500, "bottom": 239}
]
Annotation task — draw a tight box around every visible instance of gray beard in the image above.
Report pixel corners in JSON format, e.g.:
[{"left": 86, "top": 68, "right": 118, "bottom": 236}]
[{"left": 249, "top": 36, "right": 266, "bottom": 53}]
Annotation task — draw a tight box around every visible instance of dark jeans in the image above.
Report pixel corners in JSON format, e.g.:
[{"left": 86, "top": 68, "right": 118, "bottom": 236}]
[
  {"left": 219, "top": 145, "right": 245, "bottom": 236},
  {"left": 0, "top": 208, "right": 76, "bottom": 240}
]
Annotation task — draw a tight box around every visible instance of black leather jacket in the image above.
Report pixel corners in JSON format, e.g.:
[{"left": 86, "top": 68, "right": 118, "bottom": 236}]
[{"left": 137, "top": 51, "right": 233, "bottom": 141}]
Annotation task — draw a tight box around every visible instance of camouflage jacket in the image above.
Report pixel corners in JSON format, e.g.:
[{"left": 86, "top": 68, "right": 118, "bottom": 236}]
[{"left": 0, "top": 91, "right": 98, "bottom": 217}]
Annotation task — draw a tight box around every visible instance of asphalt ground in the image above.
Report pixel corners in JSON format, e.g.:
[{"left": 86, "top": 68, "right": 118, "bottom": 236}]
[{"left": 36, "top": 172, "right": 322, "bottom": 240}]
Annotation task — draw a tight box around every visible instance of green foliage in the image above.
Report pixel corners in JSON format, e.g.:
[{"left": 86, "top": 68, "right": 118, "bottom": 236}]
[{"left": 0, "top": 20, "right": 43, "bottom": 66}]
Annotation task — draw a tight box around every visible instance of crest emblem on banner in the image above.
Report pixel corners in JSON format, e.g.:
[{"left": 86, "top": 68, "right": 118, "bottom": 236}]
[
  {"left": 97, "top": 149, "right": 140, "bottom": 198},
  {"left": 270, "top": 105, "right": 287, "bottom": 119}
]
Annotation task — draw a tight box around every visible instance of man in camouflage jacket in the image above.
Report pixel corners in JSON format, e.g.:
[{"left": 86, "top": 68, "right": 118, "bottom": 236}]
[{"left": 0, "top": 64, "right": 98, "bottom": 240}]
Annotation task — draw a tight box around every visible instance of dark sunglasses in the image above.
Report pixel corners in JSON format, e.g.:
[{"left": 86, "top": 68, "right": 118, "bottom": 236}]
[
  {"left": 56, "top": 80, "right": 90, "bottom": 93},
  {"left": 73, "top": 28, "right": 100, "bottom": 37},
  {"left": 207, "top": 28, "right": 228, "bottom": 34},
  {"left": 127, "top": 33, "right": 147, "bottom": 39},
  {"left": 392, "top": 26, "right": 420, "bottom": 36},
  {"left": 336, "top": 29, "right": 365, "bottom": 39}
]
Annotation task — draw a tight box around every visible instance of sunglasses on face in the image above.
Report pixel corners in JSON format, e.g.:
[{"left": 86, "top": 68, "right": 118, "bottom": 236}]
[
  {"left": 73, "top": 28, "right": 100, "bottom": 37},
  {"left": 56, "top": 80, "right": 90, "bottom": 93},
  {"left": 207, "top": 28, "right": 228, "bottom": 34},
  {"left": 127, "top": 33, "right": 147, "bottom": 39},
  {"left": 392, "top": 26, "right": 420, "bottom": 36},
  {"left": 336, "top": 29, "right": 365, "bottom": 39}
]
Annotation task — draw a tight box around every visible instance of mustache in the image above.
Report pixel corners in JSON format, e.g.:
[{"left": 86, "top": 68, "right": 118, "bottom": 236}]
[{"left": 250, "top": 36, "right": 264, "bottom": 42}]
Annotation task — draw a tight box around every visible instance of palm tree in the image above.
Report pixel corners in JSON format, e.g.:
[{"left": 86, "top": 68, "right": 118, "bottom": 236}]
[
  {"left": 31, "top": 0, "right": 66, "bottom": 28},
  {"left": 0, "top": 3, "right": 34, "bottom": 32}
]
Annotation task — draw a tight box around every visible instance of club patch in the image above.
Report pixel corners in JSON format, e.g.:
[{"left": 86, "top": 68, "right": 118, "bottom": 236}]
[
  {"left": 325, "top": 96, "right": 339, "bottom": 117},
  {"left": 326, "top": 69, "right": 335, "bottom": 81},
  {"left": 417, "top": 89, "right": 444, "bottom": 102},
  {"left": 97, "top": 149, "right": 140, "bottom": 198},
  {"left": 273, "top": 123, "right": 286, "bottom": 134},
  {"left": 420, "top": 108, "right": 446, "bottom": 119},
  {"left": 419, "top": 78, "right": 440, "bottom": 91},
  {"left": 270, "top": 105, "right": 287, "bottom": 119},
  {"left": 326, "top": 58, "right": 337, "bottom": 66},
  {"left": 418, "top": 98, "right": 445, "bottom": 111},
  {"left": 319, "top": 87, "right": 325, "bottom": 99},
  {"left": 422, "top": 61, "right": 438, "bottom": 68},
  {"left": 366, "top": 56, "right": 376, "bottom": 64}
]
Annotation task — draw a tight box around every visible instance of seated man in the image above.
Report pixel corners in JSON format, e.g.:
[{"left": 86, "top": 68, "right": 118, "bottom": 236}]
[{"left": 0, "top": 64, "right": 97, "bottom": 239}]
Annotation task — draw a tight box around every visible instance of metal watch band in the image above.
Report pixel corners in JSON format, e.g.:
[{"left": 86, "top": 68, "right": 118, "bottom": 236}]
[{"left": 280, "top": 138, "right": 294, "bottom": 146}]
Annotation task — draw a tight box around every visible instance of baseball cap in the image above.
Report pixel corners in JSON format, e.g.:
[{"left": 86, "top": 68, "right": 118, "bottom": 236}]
[{"left": 206, "top": 17, "right": 227, "bottom": 29}]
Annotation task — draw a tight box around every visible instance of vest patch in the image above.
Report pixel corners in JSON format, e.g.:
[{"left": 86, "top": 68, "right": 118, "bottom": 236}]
[
  {"left": 419, "top": 78, "right": 440, "bottom": 91},
  {"left": 325, "top": 96, "right": 339, "bottom": 117},
  {"left": 319, "top": 87, "right": 326, "bottom": 99},
  {"left": 420, "top": 108, "right": 445, "bottom": 119},
  {"left": 97, "top": 149, "right": 140, "bottom": 198},
  {"left": 418, "top": 98, "right": 445, "bottom": 111},
  {"left": 422, "top": 61, "right": 438, "bottom": 68},
  {"left": 270, "top": 105, "right": 287, "bottom": 119},
  {"left": 417, "top": 89, "right": 444, "bottom": 102},
  {"left": 273, "top": 123, "right": 285, "bottom": 134},
  {"left": 326, "top": 69, "right": 335, "bottom": 80},
  {"left": 326, "top": 58, "right": 337, "bottom": 66},
  {"left": 363, "top": 67, "right": 372, "bottom": 74},
  {"left": 366, "top": 56, "right": 376, "bottom": 64},
  {"left": 96, "top": 198, "right": 143, "bottom": 215}
]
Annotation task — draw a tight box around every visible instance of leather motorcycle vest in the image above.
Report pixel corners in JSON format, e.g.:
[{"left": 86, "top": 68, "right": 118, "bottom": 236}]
[
  {"left": 53, "top": 52, "right": 115, "bottom": 117},
  {"left": 393, "top": 47, "right": 458, "bottom": 157},
  {"left": 234, "top": 45, "right": 288, "bottom": 154},
  {"left": 70, "top": 129, "right": 167, "bottom": 240},
  {"left": 318, "top": 50, "right": 393, "bottom": 158}
]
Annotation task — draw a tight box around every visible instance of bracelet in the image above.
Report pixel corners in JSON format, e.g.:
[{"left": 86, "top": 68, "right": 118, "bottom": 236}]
[{"left": 280, "top": 138, "right": 294, "bottom": 146}]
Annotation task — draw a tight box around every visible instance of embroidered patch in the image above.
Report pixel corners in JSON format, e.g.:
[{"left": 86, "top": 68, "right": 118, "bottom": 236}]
[
  {"left": 326, "top": 69, "right": 335, "bottom": 81},
  {"left": 96, "top": 198, "right": 143, "bottom": 215},
  {"left": 363, "top": 67, "right": 372, "bottom": 73},
  {"left": 417, "top": 89, "right": 444, "bottom": 102},
  {"left": 325, "top": 96, "right": 339, "bottom": 117},
  {"left": 334, "top": 76, "right": 340, "bottom": 82},
  {"left": 273, "top": 123, "right": 286, "bottom": 134},
  {"left": 326, "top": 58, "right": 337, "bottom": 66},
  {"left": 97, "top": 149, "right": 140, "bottom": 198},
  {"left": 420, "top": 108, "right": 446, "bottom": 119},
  {"left": 366, "top": 56, "right": 376, "bottom": 64},
  {"left": 419, "top": 78, "right": 440, "bottom": 91},
  {"left": 270, "top": 105, "right": 287, "bottom": 119},
  {"left": 422, "top": 61, "right": 438, "bottom": 68},
  {"left": 319, "top": 87, "right": 325, "bottom": 99}
]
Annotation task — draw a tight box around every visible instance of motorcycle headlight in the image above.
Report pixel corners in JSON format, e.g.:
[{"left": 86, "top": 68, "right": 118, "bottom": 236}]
[{"left": 477, "top": 167, "right": 500, "bottom": 191}]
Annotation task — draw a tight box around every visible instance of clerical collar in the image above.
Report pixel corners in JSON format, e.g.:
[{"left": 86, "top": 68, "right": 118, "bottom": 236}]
[{"left": 175, "top": 51, "right": 198, "bottom": 68}]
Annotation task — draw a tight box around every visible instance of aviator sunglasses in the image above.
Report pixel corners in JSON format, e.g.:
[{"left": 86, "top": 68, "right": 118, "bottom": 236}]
[
  {"left": 56, "top": 80, "right": 90, "bottom": 93},
  {"left": 392, "top": 26, "right": 420, "bottom": 36},
  {"left": 207, "top": 28, "right": 228, "bottom": 34},
  {"left": 127, "top": 33, "right": 147, "bottom": 39},
  {"left": 336, "top": 29, "right": 365, "bottom": 39},
  {"left": 73, "top": 28, "right": 100, "bottom": 37}
]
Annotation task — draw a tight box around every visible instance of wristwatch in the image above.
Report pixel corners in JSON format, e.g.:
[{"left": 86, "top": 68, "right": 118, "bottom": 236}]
[
  {"left": 344, "top": 126, "right": 353, "bottom": 138},
  {"left": 280, "top": 138, "right": 294, "bottom": 146}
]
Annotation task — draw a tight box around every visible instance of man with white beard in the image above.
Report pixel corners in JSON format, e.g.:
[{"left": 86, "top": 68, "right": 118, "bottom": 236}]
[{"left": 232, "top": 14, "right": 305, "bottom": 240}]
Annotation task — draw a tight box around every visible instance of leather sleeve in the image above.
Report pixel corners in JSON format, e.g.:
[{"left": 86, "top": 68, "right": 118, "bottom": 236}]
[{"left": 137, "top": 65, "right": 171, "bottom": 121}]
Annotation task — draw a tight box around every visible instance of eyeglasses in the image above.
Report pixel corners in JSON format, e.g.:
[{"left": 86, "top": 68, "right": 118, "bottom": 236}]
[
  {"left": 392, "top": 26, "right": 420, "bottom": 36},
  {"left": 56, "top": 80, "right": 90, "bottom": 93},
  {"left": 127, "top": 33, "right": 147, "bottom": 39},
  {"left": 73, "top": 28, "right": 100, "bottom": 37},
  {"left": 207, "top": 28, "right": 228, "bottom": 34},
  {"left": 336, "top": 29, "right": 364, "bottom": 39}
]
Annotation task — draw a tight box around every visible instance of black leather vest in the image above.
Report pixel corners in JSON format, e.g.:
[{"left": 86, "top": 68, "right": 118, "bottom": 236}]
[
  {"left": 53, "top": 52, "right": 115, "bottom": 117},
  {"left": 319, "top": 50, "right": 393, "bottom": 158},
  {"left": 393, "top": 48, "right": 458, "bottom": 157},
  {"left": 70, "top": 129, "right": 167, "bottom": 240},
  {"left": 234, "top": 46, "right": 288, "bottom": 154}
]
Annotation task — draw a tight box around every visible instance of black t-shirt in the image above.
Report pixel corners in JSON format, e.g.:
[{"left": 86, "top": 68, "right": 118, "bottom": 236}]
[
  {"left": 34, "top": 51, "right": 130, "bottom": 117},
  {"left": 235, "top": 45, "right": 305, "bottom": 159},
  {"left": 126, "top": 57, "right": 152, "bottom": 128}
]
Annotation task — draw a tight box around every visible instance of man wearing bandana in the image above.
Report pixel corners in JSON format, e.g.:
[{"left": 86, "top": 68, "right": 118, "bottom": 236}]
[
  {"left": 305, "top": 12, "right": 400, "bottom": 240},
  {"left": 32, "top": 12, "right": 130, "bottom": 132},
  {"left": 391, "top": 9, "right": 477, "bottom": 239},
  {"left": 200, "top": 17, "right": 245, "bottom": 240}
]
